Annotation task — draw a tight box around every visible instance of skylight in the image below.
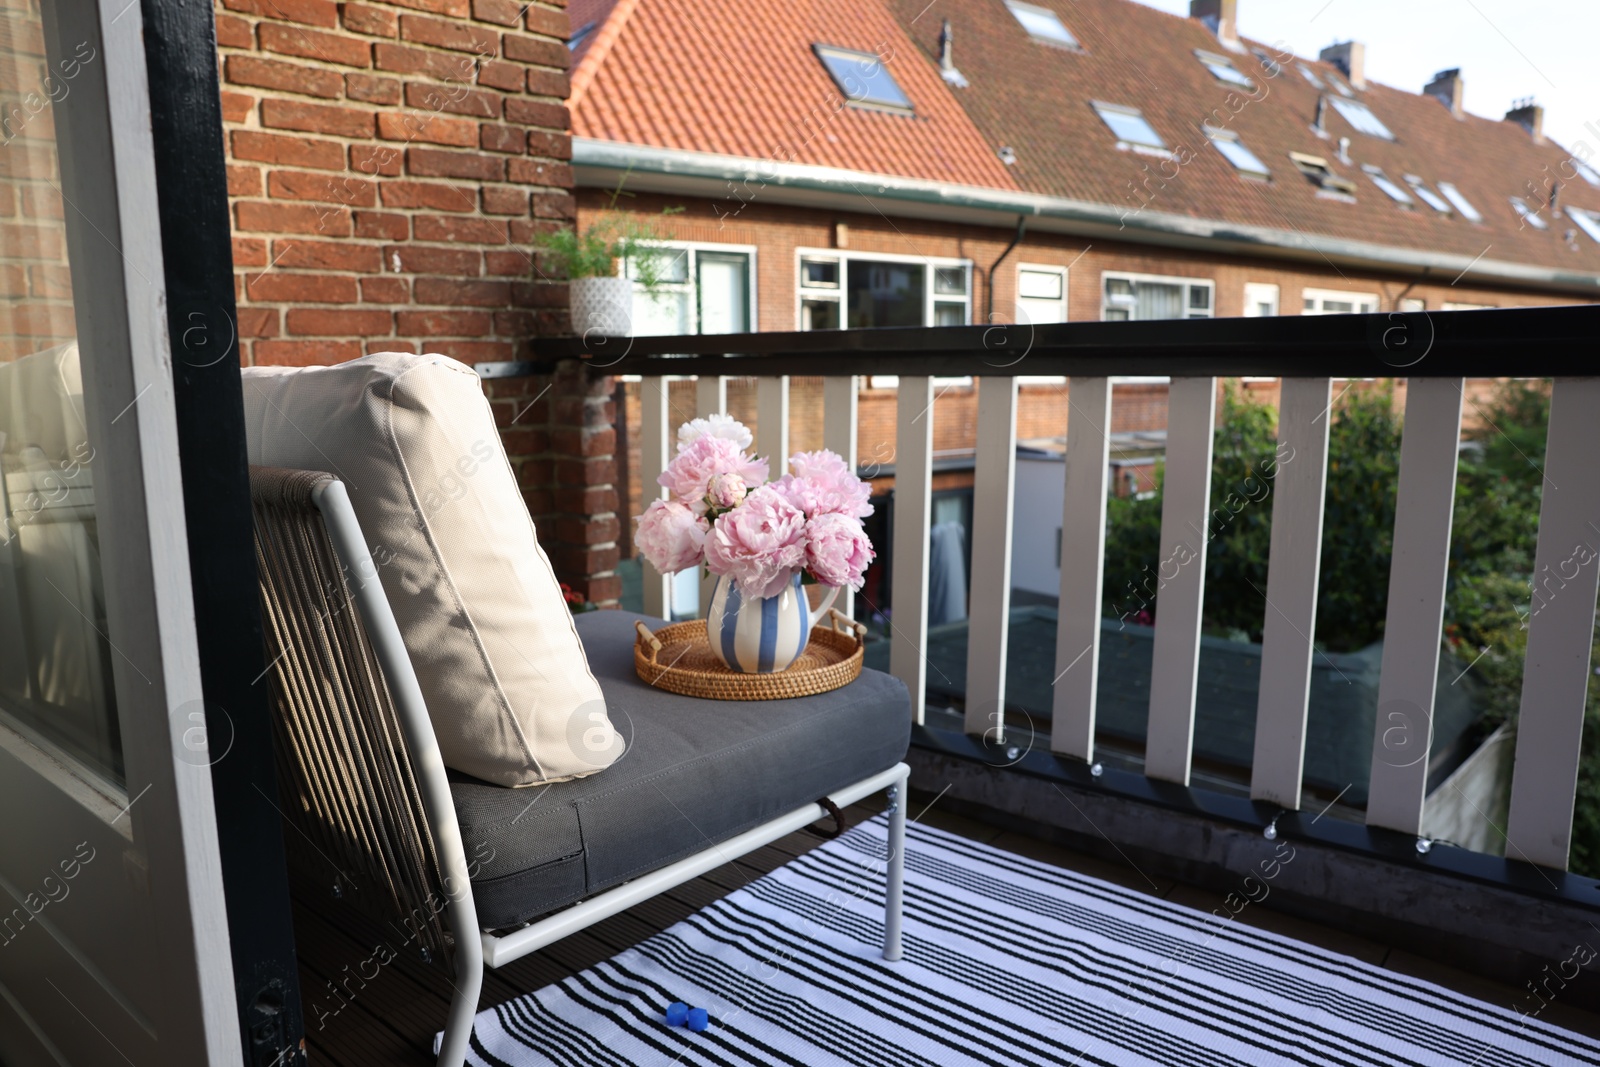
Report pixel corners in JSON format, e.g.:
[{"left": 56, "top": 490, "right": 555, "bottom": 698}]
[
  {"left": 1363, "top": 165, "right": 1413, "bottom": 206},
  {"left": 1404, "top": 175, "right": 1453, "bottom": 213},
  {"left": 1093, "top": 102, "right": 1164, "bottom": 152},
  {"left": 1205, "top": 126, "right": 1269, "bottom": 177},
  {"left": 1510, "top": 196, "right": 1548, "bottom": 230},
  {"left": 1330, "top": 98, "right": 1394, "bottom": 139},
  {"left": 1196, "top": 50, "right": 1255, "bottom": 90},
  {"left": 1437, "top": 181, "right": 1483, "bottom": 222},
  {"left": 1005, "top": 0, "right": 1079, "bottom": 48},
  {"left": 1572, "top": 158, "right": 1600, "bottom": 188},
  {"left": 1290, "top": 152, "right": 1357, "bottom": 197},
  {"left": 1298, "top": 66, "right": 1325, "bottom": 89},
  {"left": 1569, "top": 206, "right": 1600, "bottom": 244},
  {"left": 814, "top": 45, "right": 913, "bottom": 111},
  {"left": 1326, "top": 71, "right": 1354, "bottom": 97},
  {"left": 1253, "top": 49, "right": 1283, "bottom": 77}
]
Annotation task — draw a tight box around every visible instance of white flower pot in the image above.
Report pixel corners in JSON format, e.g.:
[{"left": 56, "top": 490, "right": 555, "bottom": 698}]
[{"left": 569, "top": 276, "right": 633, "bottom": 337}]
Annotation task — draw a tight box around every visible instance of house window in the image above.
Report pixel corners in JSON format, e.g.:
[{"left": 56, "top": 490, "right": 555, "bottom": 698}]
[
  {"left": 628, "top": 244, "right": 755, "bottom": 335},
  {"left": 1399, "top": 297, "right": 1426, "bottom": 312},
  {"left": 1298, "top": 65, "right": 1325, "bottom": 89},
  {"left": 1092, "top": 101, "right": 1166, "bottom": 155},
  {"left": 1572, "top": 158, "right": 1600, "bottom": 188},
  {"left": 1404, "top": 175, "right": 1453, "bottom": 213},
  {"left": 1005, "top": 0, "right": 1079, "bottom": 48},
  {"left": 1103, "top": 272, "right": 1214, "bottom": 321},
  {"left": 1363, "top": 165, "right": 1413, "bottom": 206},
  {"left": 1330, "top": 98, "right": 1394, "bottom": 139},
  {"left": 1568, "top": 206, "right": 1600, "bottom": 245},
  {"left": 1196, "top": 50, "right": 1256, "bottom": 90},
  {"left": 1436, "top": 182, "right": 1483, "bottom": 222},
  {"left": 1303, "top": 288, "right": 1378, "bottom": 315},
  {"left": 1290, "top": 152, "right": 1357, "bottom": 199},
  {"left": 1443, "top": 302, "right": 1496, "bottom": 311},
  {"left": 1016, "top": 265, "right": 1067, "bottom": 324},
  {"left": 813, "top": 45, "right": 912, "bottom": 112},
  {"left": 1205, "top": 125, "right": 1270, "bottom": 177},
  {"left": 1243, "top": 282, "right": 1280, "bottom": 317},
  {"left": 797, "top": 251, "right": 970, "bottom": 330},
  {"left": 1509, "top": 196, "right": 1548, "bottom": 230}
]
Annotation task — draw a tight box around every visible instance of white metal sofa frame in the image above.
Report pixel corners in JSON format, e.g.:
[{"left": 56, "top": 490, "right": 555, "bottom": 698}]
[{"left": 248, "top": 466, "right": 909, "bottom": 1067}]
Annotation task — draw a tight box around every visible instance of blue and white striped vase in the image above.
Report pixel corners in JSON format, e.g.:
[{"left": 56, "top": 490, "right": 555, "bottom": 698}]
[{"left": 707, "top": 573, "right": 841, "bottom": 673}]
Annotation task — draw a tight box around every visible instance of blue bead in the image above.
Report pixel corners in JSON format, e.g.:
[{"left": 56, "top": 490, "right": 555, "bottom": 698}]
[
  {"left": 665, "top": 1002, "right": 688, "bottom": 1027},
  {"left": 686, "top": 1007, "right": 710, "bottom": 1032}
]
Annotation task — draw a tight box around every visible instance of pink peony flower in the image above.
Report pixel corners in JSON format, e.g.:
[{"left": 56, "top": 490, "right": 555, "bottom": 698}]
[
  {"left": 706, "top": 471, "right": 748, "bottom": 510},
  {"left": 659, "top": 435, "right": 769, "bottom": 513},
  {"left": 703, "top": 485, "right": 807, "bottom": 599},
  {"left": 634, "top": 498, "right": 709, "bottom": 574},
  {"left": 774, "top": 449, "right": 874, "bottom": 519},
  {"left": 677, "top": 413, "right": 753, "bottom": 452},
  {"left": 804, "top": 512, "right": 875, "bottom": 590}
]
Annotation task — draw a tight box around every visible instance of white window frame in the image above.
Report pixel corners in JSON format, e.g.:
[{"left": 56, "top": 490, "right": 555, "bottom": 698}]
[
  {"left": 623, "top": 240, "right": 758, "bottom": 336},
  {"left": 1404, "top": 174, "right": 1453, "bottom": 214},
  {"left": 1205, "top": 124, "right": 1270, "bottom": 178},
  {"left": 1302, "top": 287, "right": 1380, "bottom": 315},
  {"left": 1091, "top": 100, "right": 1171, "bottom": 158},
  {"left": 1015, "top": 263, "right": 1069, "bottom": 384},
  {"left": 1005, "top": 0, "right": 1080, "bottom": 49},
  {"left": 1442, "top": 301, "right": 1496, "bottom": 311},
  {"left": 1330, "top": 97, "right": 1395, "bottom": 140},
  {"left": 1437, "top": 181, "right": 1483, "bottom": 222},
  {"left": 1100, "top": 270, "right": 1215, "bottom": 322},
  {"left": 1195, "top": 49, "right": 1256, "bottom": 91},
  {"left": 1509, "top": 196, "right": 1548, "bottom": 230},
  {"left": 1243, "top": 282, "right": 1280, "bottom": 317},
  {"left": 1568, "top": 205, "right": 1600, "bottom": 245},
  {"left": 793, "top": 247, "right": 972, "bottom": 332}
]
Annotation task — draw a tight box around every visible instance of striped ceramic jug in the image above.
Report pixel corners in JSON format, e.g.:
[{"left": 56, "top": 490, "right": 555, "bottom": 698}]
[{"left": 707, "top": 573, "right": 841, "bottom": 673}]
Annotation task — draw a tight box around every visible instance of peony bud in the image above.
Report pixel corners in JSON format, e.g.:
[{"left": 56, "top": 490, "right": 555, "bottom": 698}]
[{"left": 706, "top": 472, "right": 749, "bottom": 511}]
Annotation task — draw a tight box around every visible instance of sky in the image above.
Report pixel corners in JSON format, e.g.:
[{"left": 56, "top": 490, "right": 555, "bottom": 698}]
[{"left": 1135, "top": 0, "right": 1598, "bottom": 155}]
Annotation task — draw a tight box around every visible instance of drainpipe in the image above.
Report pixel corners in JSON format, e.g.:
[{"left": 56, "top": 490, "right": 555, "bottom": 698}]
[{"left": 985, "top": 215, "right": 1028, "bottom": 322}]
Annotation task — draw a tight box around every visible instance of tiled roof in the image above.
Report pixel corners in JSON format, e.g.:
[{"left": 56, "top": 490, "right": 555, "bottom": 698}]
[
  {"left": 567, "top": 0, "right": 1022, "bottom": 190},
  {"left": 572, "top": 0, "right": 1600, "bottom": 278}
]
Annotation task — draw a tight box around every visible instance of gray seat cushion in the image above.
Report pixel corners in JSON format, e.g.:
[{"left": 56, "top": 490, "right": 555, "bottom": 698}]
[{"left": 451, "top": 610, "right": 911, "bottom": 930}]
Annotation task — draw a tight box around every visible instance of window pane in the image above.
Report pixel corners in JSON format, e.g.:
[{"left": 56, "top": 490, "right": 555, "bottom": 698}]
[
  {"left": 1331, "top": 98, "right": 1395, "bottom": 140},
  {"left": 1365, "top": 168, "right": 1413, "bottom": 205},
  {"left": 630, "top": 247, "right": 688, "bottom": 283},
  {"left": 1569, "top": 207, "right": 1600, "bottom": 245},
  {"left": 1188, "top": 285, "right": 1211, "bottom": 310},
  {"left": 1018, "top": 269, "right": 1062, "bottom": 300},
  {"left": 801, "top": 256, "right": 840, "bottom": 288},
  {"left": 1094, "top": 104, "right": 1163, "bottom": 149},
  {"left": 846, "top": 260, "right": 925, "bottom": 327},
  {"left": 934, "top": 301, "right": 965, "bottom": 327},
  {"left": 1437, "top": 182, "right": 1483, "bottom": 222},
  {"left": 696, "top": 252, "right": 750, "bottom": 333},
  {"left": 815, "top": 46, "right": 912, "bottom": 110},
  {"left": 801, "top": 298, "right": 840, "bottom": 330},
  {"left": 934, "top": 266, "right": 967, "bottom": 295},
  {"left": 1005, "top": 0, "right": 1078, "bottom": 47},
  {"left": 1210, "top": 132, "right": 1269, "bottom": 176},
  {"left": 633, "top": 288, "right": 691, "bottom": 335}
]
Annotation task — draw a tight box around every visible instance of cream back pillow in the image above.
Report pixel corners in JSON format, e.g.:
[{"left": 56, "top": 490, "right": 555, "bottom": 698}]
[{"left": 241, "top": 353, "right": 620, "bottom": 787}]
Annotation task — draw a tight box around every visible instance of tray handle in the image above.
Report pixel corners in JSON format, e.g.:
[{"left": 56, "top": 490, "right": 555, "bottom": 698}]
[
  {"left": 826, "top": 608, "right": 867, "bottom": 649},
  {"left": 635, "top": 620, "right": 662, "bottom": 666}
]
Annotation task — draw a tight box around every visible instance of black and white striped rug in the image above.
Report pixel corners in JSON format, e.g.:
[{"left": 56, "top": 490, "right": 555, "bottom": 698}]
[{"left": 454, "top": 817, "right": 1600, "bottom": 1066}]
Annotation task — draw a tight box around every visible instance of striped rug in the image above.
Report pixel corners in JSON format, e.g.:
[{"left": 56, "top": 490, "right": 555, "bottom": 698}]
[{"left": 453, "top": 817, "right": 1600, "bottom": 1066}]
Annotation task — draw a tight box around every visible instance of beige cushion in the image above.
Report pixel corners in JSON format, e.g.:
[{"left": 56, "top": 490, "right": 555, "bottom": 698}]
[{"left": 241, "top": 352, "right": 619, "bottom": 788}]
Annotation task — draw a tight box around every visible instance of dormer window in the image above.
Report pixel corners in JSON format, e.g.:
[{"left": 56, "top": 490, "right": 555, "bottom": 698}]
[
  {"left": 1093, "top": 101, "right": 1166, "bottom": 155},
  {"left": 813, "top": 45, "right": 913, "bottom": 112}
]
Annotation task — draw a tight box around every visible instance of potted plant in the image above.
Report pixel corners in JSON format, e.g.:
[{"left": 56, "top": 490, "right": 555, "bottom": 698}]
[{"left": 532, "top": 210, "right": 681, "bottom": 337}]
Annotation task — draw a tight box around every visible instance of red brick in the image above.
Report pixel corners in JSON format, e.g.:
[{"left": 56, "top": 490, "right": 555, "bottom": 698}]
[
  {"left": 378, "top": 0, "right": 469, "bottom": 16},
  {"left": 399, "top": 13, "right": 498, "bottom": 54},
  {"left": 345, "top": 72, "right": 401, "bottom": 104},
  {"left": 504, "top": 98, "right": 569, "bottom": 129},
  {"left": 555, "top": 486, "right": 618, "bottom": 516},
  {"left": 220, "top": 91, "right": 255, "bottom": 124},
  {"left": 232, "top": 235, "right": 269, "bottom": 267},
  {"left": 220, "top": 0, "right": 338, "bottom": 28},
  {"left": 262, "top": 98, "right": 375, "bottom": 138},
  {"left": 507, "top": 158, "right": 570, "bottom": 187},
  {"left": 362, "top": 276, "right": 410, "bottom": 302},
  {"left": 258, "top": 23, "right": 372, "bottom": 67},
  {"left": 396, "top": 309, "right": 493, "bottom": 335},
  {"left": 532, "top": 191, "right": 574, "bottom": 219},
  {"left": 407, "top": 146, "right": 505, "bottom": 180},
  {"left": 246, "top": 272, "right": 360, "bottom": 303},
  {"left": 521, "top": 488, "right": 554, "bottom": 516},
  {"left": 481, "top": 185, "right": 528, "bottom": 215},
  {"left": 522, "top": 6, "right": 568, "bottom": 38},
  {"left": 502, "top": 34, "right": 566, "bottom": 68},
  {"left": 432, "top": 340, "right": 515, "bottom": 362},
  {"left": 350, "top": 143, "right": 404, "bottom": 176},
  {"left": 525, "top": 68, "right": 569, "bottom": 97},
  {"left": 226, "top": 55, "right": 343, "bottom": 98},
  {"left": 414, "top": 276, "right": 510, "bottom": 305},
  {"left": 504, "top": 429, "right": 549, "bottom": 456},
  {"left": 368, "top": 339, "right": 419, "bottom": 354},
  {"left": 376, "top": 111, "right": 478, "bottom": 147},
  {"left": 414, "top": 214, "right": 508, "bottom": 243},
  {"left": 272, "top": 238, "right": 385, "bottom": 271},
  {"left": 254, "top": 340, "right": 365, "bottom": 365},
  {"left": 215, "top": 13, "right": 254, "bottom": 48},
  {"left": 373, "top": 42, "right": 476, "bottom": 80},
  {"left": 384, "top": 245, "right": 481, "bottom": 273},
  {"left": 492, "top": 308, "right": 539, "bottom": 335},
  {"left": 354, "top": 211, "right": 410, "bottom": 239},
  {"left": 227, "top": 164, "right": 262, "bottom": 198},
  {"left": 404, "top": 81, "right": 501, "bottom": 119},
  {"left": 480, "top": 123, "right": 523, "bottom": 154},
  {"left": 232, "top": 129, "right": 346, "bottom": 170},
  {"left": 286, "top": 308, "right": 394, "bottom": 335},
  {"left": 551, "top": 542, "right": 620, "bottom": 576},
  {"left": 268, "top": 170, "right": 377, "bottom": 206},
  {"left": 237, "top": 307, "right": 281, "bottom": 338},
  {"left": 236, "top": 200, "right": 352, "bottom": 236},
  {"left": 525, "top": 130, "right": 569, "bottom": 159},
  {"left": 566, "top": 573, "right": 621, "bottom": 606},
  {"left": 342, "top": 2, "right": 398, "bottom": 37},
  {"left": 378, "top": 179, "right": 477, "bottom": 211},
  {"left": 471, "top": 0, "right": 522, "bottom": 26},
  {"left": 477, "top": 60, "right": 524, "bottom": 93},
  {"left": 485, "top": 250, "right": 530, "bottom": 275}
]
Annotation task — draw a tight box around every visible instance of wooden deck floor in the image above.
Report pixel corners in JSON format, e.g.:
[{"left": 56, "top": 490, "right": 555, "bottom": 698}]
[{"left": 298, "top": 791, "right": 1600, "bottom": 1065}]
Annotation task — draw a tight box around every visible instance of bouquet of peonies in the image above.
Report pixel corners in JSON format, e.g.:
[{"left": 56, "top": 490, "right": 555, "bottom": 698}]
[{"left": 635, "top": 415, "right": 875, "bottom": 599}]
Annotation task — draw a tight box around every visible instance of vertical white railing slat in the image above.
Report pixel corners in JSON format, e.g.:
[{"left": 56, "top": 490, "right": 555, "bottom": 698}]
[
  {"left": 1250, "top": 377, "right": 1332, "bottom": 809},
  {"left": 757, "top": 376, "right": 790, "bottom": 470},
  {"left": 824, "top": 375, "right": 860, "bottom": 619},
  {"left": 695, "top": 375, "right": 728, "bottom": 618},
  {"left": 1145, "top": 377, "right": 1217, "bottom": 785},
  {"left": 891, "top": 377, "right": 934, "bottom": 724},
  {"left": 965, "top": 378, "right": 1018, "bottom": 741},
  {"left": 1366, "top": 378, "right": 1463, "bottom": 834},
  {"left": 1052, "top": 377, "right": 1112, "bottom": 761},
  {"left": 638, "top": 377, "right": 671, "bottom": 619},
  {"left": 1505, "top": 377, "right": 1600, "bottom": 870}
]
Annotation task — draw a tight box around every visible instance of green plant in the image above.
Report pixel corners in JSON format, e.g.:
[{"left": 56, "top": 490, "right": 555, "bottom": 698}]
[{"left": 531, "top": 209, "right": 683, "bottom": 289}]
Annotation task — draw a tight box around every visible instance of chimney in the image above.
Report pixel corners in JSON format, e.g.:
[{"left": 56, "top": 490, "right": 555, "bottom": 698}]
[
  {"left": 1337, "top": 136, "right": 1351, "bottom": 164},
  {"left": 937, "top": 18, "right": 968, "bottom": 88},
  {"left": 1426, "top": 69, "right": 1465, "bottom": 119},
  {"left": 1189, "top": 0, "right": 1239, "bottom": 48},
  {"left": 1506, "top": 98, "right": 1545, "bottom": 143},
  {"left": 1319, "top": 41, "right": 1366, "bottom": 89},
  {"left": 1313, "top": 94, "right": 1328, "bottom": 137}
]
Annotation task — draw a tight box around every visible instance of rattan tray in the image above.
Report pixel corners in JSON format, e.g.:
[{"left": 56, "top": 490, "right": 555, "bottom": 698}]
[{"left": 633, "top": 609, "right": 866, "bottom": 699}]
